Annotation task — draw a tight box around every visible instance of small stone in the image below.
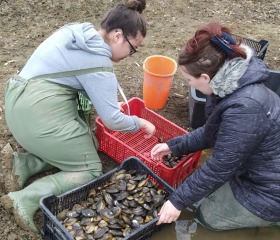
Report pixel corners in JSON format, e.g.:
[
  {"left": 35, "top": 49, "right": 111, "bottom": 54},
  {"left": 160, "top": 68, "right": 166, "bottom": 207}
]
[{"left": 1, "top": 143, "right": 13, "bottom": 154}]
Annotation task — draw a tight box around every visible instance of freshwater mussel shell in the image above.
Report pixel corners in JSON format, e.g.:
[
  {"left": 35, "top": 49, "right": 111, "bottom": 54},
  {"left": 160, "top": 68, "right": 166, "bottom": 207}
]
[
  {"left": 56, "top": 209, "right": 68, "bottom": 221},
  {"left": 108, "top": 223, "right": 123, "bottom": 230},
  {"left": 126, "top": 180, "right": 137, "bottom": 191},
  {"left": 80, "top": 216, "right": 93, "bottom": 226},
  {"left": 133, "top": 174, "right": 147, "bottom": 181},
  {"left": 81, "top": 208, "right": 96, "bottom": 217},
  {"left": 137, "top": 197, "right": 145, "bottom": 205},
  {"left": 98, "top": 219, "right": 109, "bottom": 228},
  {"left": 88, "top": 189, "right": 96, "bottom": 198},
  {"left": 96, "top": 200, "right": 106, "bottom": 213},
  {"left": 99, "top": 233, "right": 113, "bottom": 240},
  {"left": 103, "top": 191, "right": 114, "bottom": 206},
  {"left": 143, "top": 203, "right": 152, "bottom": 211},
  {"left": 112, "top": 206, "right": 122, "bottom": 217},
  {"left": 84, "top": 223, "right": 97, "bottom": 234},
  {"left": 152, "top": 194, "right": 165, "bottom": 208},
  {"left": 100, "top": 208, "right": 114, "bottom": 221},
  {"left": 145, "top": 215, "right": 154, "bottom": 223},
  {"left": 109, "top": 229, "right": 123, "bottom": 237},
  {"left": 74, "top": 229, "right": 86, "bottom": 240},
  {"left": 134, "top": 216, "right": 144, "bottom": 224},
  {"left": 64, "top": 217, "right": 77, "bottom": 226},
  {"left": 123, "top": 226, "right": 132, "bottom": 237},
  {"left": 121, "top": 207, "right": 132, "bottom": 215},
  {"left": 131, "top": 219, "right": 140, "bottom": 229},
  {"left": 116, "top": 179, "right": 127, "bottom": 191},
  {"left": 66, "top": 210, "right": 80, "bottom": 218},
  {"left": 137, "top": 178, "right": 148, "bottom": 188},
  {"left": 128, "top": 200, "right": 138, "bottom": 208},
  {"left": 121, "top": 214, "right": 131, "bottom": 225},
  {"left": 116, "top": 191, "right": 129, "bottom": 201},
  {"left": 106, "top": 185, "right": 119, "bottom": 194},
  {"left": 144, "top": 193, "right": 152, "bottom": 202},
  {"left": 93, "top": 227, "right": 109, "bottom": 239},
  {"left": 133, "top": 206, "right": 145, "bottom": 216}
]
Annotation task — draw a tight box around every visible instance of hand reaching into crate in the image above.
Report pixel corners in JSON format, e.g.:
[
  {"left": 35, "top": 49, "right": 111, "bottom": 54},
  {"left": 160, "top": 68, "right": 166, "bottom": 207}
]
[
  {"left": 139, "top": 118, "right": 156, "bottom": 138},
  {"left": 151, "top": 143, "right": 172, "bottom": 161}
]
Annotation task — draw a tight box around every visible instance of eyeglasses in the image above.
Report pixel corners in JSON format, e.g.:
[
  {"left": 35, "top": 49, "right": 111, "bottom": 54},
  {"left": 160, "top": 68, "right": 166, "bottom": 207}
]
[{"left": 123, "top": 35, "right": 137, "bottom": 55}]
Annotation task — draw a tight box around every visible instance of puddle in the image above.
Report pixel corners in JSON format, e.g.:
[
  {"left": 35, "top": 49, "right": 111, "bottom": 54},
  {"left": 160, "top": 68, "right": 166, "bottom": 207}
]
[{"left": 150, "top": 210, "right": 280, "bottom": 240}]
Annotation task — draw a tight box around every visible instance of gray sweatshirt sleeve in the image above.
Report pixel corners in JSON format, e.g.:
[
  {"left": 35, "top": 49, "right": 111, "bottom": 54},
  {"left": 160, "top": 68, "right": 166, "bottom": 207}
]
[{"left": 78, "top": 71, "right": 140, "bottom": 132}]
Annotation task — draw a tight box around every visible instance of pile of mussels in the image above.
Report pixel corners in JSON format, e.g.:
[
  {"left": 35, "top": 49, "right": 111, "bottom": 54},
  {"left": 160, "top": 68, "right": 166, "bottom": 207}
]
[
  {"left": 56, "top": 169, "right": 166, "bottom": 240},
  {"left": 158, "top": 137, "right": 186, "bottom": 168},
  {"left": 162, "top": 154, "right": 186, "bottom": 168}
]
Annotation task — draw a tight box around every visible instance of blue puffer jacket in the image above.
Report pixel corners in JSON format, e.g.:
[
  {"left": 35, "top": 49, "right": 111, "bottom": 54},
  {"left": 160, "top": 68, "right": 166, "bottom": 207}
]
[{"left": 167, "top": 56, "right": 280, "bottom": 221}]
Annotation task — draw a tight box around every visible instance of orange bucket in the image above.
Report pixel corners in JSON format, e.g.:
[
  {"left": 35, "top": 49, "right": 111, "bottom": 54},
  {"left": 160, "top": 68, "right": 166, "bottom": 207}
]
[{"left": 143, "top": 55, "right": 177, "bottom": 109}]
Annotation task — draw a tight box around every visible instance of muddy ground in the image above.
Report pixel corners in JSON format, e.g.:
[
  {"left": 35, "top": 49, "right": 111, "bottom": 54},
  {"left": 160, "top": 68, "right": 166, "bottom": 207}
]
[{"left": 0, "top": 0, "right": 279, "bottom": 239}]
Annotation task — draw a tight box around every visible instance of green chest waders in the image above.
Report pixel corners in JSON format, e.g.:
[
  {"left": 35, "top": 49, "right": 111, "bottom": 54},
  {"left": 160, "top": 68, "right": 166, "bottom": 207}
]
[
  {"left": 5, "top": 67, "right": 113, "bottom": 172},
  {"left": 1, "top": 67, "right": 120, "bottom": 232}
]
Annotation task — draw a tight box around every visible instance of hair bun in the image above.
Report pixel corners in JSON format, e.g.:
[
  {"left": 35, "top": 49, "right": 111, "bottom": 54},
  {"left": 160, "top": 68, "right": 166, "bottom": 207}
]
[{"left": 125, "top": 0, "right": 146, "bottom": 13}]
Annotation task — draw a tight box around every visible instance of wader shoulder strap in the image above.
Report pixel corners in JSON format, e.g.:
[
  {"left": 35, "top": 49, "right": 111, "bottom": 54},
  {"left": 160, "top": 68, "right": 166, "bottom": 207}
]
[
  {"left": 29, "top": 66, "right": 131, "bottom": 115},
  {"left": 28, "top": 67, "right": 114, "bottom": 80}
]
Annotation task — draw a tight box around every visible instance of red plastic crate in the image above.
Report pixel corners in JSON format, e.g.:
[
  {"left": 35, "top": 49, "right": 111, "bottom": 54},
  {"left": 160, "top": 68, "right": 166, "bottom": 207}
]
[{"left": 96, "top": 97, "right": 202, "bottom": 187}]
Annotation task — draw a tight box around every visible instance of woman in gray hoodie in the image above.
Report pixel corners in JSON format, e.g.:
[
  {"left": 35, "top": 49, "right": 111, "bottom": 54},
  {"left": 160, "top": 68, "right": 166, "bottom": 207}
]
[
  {"left": 151, "top": 22, "right": 280, "bottom": 230},
  {"left": 1, "top": 0, "right": 154, "bottom": 232}
]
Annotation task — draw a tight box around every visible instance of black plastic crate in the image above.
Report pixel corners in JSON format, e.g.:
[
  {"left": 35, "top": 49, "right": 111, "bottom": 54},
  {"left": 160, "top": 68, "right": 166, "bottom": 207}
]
[
  {"left": 232, "top": 34, "right": 269, "bottom": 60},
  {"left": 189, "top": 69, "right": 280, "bottom": 129},
  {"left": 188, "top": 87, "right": 207, "bottom": 129},
  {"left": 40, "top": 157, "right": 174, "bottom": 240}
]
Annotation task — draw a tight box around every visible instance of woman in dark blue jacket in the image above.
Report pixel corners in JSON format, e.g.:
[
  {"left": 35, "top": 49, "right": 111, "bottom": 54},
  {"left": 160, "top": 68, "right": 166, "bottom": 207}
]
[{"left": 151, "top": 22, "right": 280, "bottom": 230}]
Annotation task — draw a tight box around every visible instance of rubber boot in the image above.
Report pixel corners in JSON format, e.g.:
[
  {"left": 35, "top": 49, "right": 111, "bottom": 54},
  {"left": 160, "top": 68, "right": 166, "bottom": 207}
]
[
  {"left": 0, "top": 169, "right": 101, "bottom": 232},
  {"left": 2, "top": 152, "right": 54, "bottom": 192}
]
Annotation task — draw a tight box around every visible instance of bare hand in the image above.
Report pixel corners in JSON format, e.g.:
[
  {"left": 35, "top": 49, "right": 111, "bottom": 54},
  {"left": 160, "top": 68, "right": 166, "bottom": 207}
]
[
  {"left": 156, "top": 200, "right": 181, "bottom": 225},
  {"left": 151, "top": 143, "right": 171, "bottom": 161},
  {"left": 139, "top": 118, "right": 156, "bottom": 138}
]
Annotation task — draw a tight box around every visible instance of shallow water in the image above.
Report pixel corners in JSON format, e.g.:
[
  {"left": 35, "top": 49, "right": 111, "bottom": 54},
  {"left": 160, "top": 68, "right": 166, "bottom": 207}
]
[
  {"left": 150, "top": 150, "right": 280, "bottom": 240},
  {"left": 150, "top": 211, "right": 280, "bottom": 240}
]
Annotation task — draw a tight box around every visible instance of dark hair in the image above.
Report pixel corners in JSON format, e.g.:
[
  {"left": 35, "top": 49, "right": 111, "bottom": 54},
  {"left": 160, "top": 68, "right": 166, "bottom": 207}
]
[
  {"left": 178, "top": 22, "right": 247, "bottom": 78},
  {"left": 100, "top": 0, "right": 147, "bottom": 38}
]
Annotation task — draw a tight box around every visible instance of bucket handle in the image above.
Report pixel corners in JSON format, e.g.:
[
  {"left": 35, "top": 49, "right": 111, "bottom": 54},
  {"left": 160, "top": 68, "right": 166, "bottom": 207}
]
[{"left": 117, "top": 83, "right": 130, "bottom": 116}]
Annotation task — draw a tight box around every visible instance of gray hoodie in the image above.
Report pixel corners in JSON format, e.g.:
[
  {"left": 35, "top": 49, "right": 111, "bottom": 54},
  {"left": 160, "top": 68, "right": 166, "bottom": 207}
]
[{"left": 19, "top": 22, "right": 140, "bottom": 132}]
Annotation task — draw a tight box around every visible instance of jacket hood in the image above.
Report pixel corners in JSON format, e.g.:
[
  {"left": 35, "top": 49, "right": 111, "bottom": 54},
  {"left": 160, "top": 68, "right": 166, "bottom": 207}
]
[
  {"left": 63, "top": 22, "right": 112, "bottom": 58},
  {"left": 210, "top": 45, "right": 269, "bottom": 98}
]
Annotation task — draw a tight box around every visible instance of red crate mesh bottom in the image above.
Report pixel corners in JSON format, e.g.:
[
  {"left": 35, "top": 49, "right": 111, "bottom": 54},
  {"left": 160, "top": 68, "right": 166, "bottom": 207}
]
[{"left": 96, "top": 97, "right": 202, "bottom": 187}]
